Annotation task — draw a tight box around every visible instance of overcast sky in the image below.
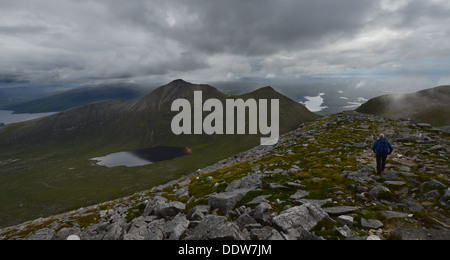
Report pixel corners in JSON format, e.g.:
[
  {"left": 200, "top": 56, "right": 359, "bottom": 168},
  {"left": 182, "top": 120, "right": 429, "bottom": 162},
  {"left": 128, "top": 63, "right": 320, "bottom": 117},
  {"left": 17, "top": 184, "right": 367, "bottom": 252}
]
[{"left": 1, "top": 0, "right": 449, "bottom": 88}]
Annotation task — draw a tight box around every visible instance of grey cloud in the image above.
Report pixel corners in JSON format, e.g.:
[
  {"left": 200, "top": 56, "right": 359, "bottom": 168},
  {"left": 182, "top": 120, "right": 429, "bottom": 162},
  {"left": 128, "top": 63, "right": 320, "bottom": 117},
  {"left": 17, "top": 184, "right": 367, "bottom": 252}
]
[
  {"left": 374, "top": 3, "right": 446, "bottom": 31},
  {"left": 0, "top": 74, "right": 29, "bottom": 84},
  {"left": 156, "top": 0, "right": 377, "bottom": 56},
  {"left": 0, "top": 25, "right": 48, "bottom": 35},
  {"left": 0, "top": 0, "right": 448, "bottom": 87}
]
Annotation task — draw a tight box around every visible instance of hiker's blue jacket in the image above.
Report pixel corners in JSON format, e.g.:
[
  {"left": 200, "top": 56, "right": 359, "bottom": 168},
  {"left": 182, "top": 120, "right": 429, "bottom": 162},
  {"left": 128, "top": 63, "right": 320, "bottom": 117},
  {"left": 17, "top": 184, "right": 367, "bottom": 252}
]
[{"left": 372, "top": 138, "right": 393, "bottom": 156}]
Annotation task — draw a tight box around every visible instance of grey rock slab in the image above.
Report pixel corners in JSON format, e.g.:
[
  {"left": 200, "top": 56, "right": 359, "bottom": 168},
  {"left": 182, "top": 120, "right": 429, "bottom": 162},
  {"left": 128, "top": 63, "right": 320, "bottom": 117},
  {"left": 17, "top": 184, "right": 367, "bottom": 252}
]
[
  {"left": 225, "top": 174, "right": 262, "bottom": 192},
  {"left": 267, "top": 183, "right": 286, "bottom": 190},
  {"left": 335, "top": 225, "right": 354, "bottom": 238},
  {"left": 124, "top": 217, "right": 151, "bottom": 240},
  {"left": 266, "top": 229, "right": 285, "bottom": 240},
  {"left": 164, "top": 215, "right": 190, "bottom": 240},
  {"left": 403, "top": 198, "right": 425, "bottom": 212},
  {"left": 252, "top": 202, "right": 272, "bottom": 225},
  {"left": 235, "top": 214, "right": 258, "bottom": 229},
  {"left": 26, "top": 228, "right": 55, "bottom": 240},
  {"left": 208, "top": 189, "right": 249, "bottom": 214},
  {"left": 247, "top": 195, "right": 271, "bottom": 205},
  {"left": 346, "top": 166, "right": 373, "bottom": 184},
  {"left": 424, "top": 179, "right": 446, "bottom": 189},
  {"left": 281, "top": 227, "right": 321, "bottom": 240},
  {"left": 338, "top": 215, "right": 354, "bottom": 227},
  {"left": 186, "top": 205, "right": 209, "bottom": 221},
  {"left": 285, "top": 182, "right": 305, "bottom": 189},
  {"left": 289, "top": 190, "right": 310, "bottom": 201},
  {"left": 298, "top": 198, "right": 332, "bottom": 207},
  {"left": 103, "top": 222, "right": 123, "bottom": 240},
  {"left": 272, "top": 203, "right": 328, "bottom": 232},
  {"left": 361, "top": 218, "right": 383, "bottom": 229},
  {"left": 443, "top": 188, "right": 450, "bottom": 200},
  {"left": 153, "top": 200, "right": 186, "bottom": 218},
  {"left": 368, "top": 185, "right": 391, "bottom": 199},
  {"left": 353, "top": 142, "right": 367, "bottom": 148},
  {"left": 323, "top": 206, "right": 359, "bottom": 216},
  {"left": 420, "top": 190, "right": 440, "bottom": 200},
  {"left": 384, "top": 181, "right": 406, "bottom": 186},
  {"left": 381, "top": 211, "right": 412, "bottom": 219},
  {"left": 249, "top": 226, "right": 275, "bottom": 240},
  {"left": 186, "top": 215, "right": 243, "bottom": 240}
]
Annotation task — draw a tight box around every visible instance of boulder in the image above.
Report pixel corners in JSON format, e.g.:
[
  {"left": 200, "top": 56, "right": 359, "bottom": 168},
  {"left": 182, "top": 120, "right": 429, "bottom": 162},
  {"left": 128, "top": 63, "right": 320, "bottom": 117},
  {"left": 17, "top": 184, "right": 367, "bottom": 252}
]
[
  {"left": 124, "top": 217, "right": 151, "bottom": 240},
  {"left": 251, "top": 202, "right": 272, "bottom": 225},
  {"left": 267, "top": 183, "right": 286, "bottom": 190},
  {"left": 248, "top": 195, "right": 271, "bottom": 205},
  {"left": 272, "top": 203, "right": 328, "bottom": 232},
  {"left": 443, "top": 188, "right": 450, "bottom": 201},
  {"left": 361, "top": 218, "right": 383, "bottom": 229},
  {"left": 186, "top": 215, "right": 243, "bottom": 240},
  {"left": 424, "top": 179, "right": 446, "bottom": 190},
  {"left": 186, "top": 205, "right": 210, "bottom": 221},
  {"left": 323, "top": 206, "right": 359, "bottom": 216},
  {"left": 235, "top": 214, "right": 258, "bottom": 229},
  {"left": 346, "top": 165, "right": 374, "bottom": 184},
  {"left": 381, "top": 211, "right": 412, "bottom": 219},
  {"left": 384, "top": 181, "right": 406, "bottom": 186},
  {"left": 403, "top": 198, "right": 425, "bottom": 212},
  {"left": 80, "top": 223, "right": 109, "bottom": 240},
  {"left": 289, "top": 190, "right": 310, "bottom": 201},
  {"left": 163, "top": 214, "right": 190, "bottom": 240},
  {"left": 225, "top": 174, "right": 262, "bottom": 192},
  {"left": 208, "top": 189, "right": 249, "bottom": 214},
  {"left": 420, "top": 190, "right": 440, "bottom": 200},
  {"left": 338, "top": 215, "right": 354, "bottom": 227},
  {"left": 103, "top": 221, "right": 124, "bottom": 240},
  {"left": 334, "top": 225, "right": 354, "bottom": 238},
  {"left": 250, "top": 226, "right": 275, "bottom": 240},
  {"left": 152, "top": 199, "right": 186, "bottom": 218},
  {"left": 281, "top": 227, "right": 321, "bottom": 240},
  {"left": 368, "top": 185, "right": 391, "bottom": 199},
  {"left": 26, "top": 228, "right": 55, "bottom": 240},
  {"left": 145, "top": 219, "right": 166, "bottom": 240}
]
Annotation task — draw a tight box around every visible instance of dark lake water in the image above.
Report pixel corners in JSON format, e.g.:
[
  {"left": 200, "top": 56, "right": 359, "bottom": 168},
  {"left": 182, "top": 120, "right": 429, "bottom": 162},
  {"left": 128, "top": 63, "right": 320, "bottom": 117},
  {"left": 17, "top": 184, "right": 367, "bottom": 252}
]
[{"left": 91, "top": 146, "right": 192, "bottom": 168}]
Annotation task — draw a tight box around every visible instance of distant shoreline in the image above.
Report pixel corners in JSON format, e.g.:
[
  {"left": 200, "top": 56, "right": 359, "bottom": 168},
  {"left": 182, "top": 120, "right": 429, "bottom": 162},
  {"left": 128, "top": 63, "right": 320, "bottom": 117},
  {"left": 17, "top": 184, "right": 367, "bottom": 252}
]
[{"left": 0, "top": 110, "right": 57, "bottom": 125}]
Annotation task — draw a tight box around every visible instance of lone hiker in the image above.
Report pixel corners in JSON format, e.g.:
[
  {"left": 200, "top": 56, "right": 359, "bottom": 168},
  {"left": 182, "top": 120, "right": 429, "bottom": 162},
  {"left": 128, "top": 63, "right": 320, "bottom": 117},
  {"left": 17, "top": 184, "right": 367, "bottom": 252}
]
[{"left": 372, "top": 133, "right": 393, "bottom": 174}]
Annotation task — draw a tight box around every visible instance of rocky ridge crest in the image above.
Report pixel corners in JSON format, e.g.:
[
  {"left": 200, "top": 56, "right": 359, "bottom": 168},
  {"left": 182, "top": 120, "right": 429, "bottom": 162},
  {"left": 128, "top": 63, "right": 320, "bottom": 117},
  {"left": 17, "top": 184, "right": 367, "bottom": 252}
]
[{"left": 1, "top": 111, "right": 449, "bottom": 240}]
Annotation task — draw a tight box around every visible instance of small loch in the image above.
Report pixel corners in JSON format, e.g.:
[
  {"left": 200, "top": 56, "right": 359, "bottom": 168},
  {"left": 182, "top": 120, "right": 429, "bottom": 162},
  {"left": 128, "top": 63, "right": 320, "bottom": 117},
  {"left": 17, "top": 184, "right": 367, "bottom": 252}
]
[{"left": 91, "top": 146, "right": 192, "bottom": 168}]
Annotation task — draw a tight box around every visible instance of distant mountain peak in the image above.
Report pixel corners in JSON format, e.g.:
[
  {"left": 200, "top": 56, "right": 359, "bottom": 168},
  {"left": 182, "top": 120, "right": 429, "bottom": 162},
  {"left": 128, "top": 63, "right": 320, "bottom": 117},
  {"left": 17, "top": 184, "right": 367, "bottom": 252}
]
[
  {"left": 170, "top": 79, "right": 191, "bottom": 85},
  {"left": 132, "top": 80, "right": 226, "bottom": 112},
  {"left": 165, "top": 79, "right": 194, "bottom": 88}
]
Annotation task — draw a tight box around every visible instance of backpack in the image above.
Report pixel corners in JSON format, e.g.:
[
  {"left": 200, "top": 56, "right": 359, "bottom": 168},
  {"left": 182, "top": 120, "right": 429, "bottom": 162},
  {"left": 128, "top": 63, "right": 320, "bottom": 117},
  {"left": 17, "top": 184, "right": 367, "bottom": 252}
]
[{"left": 378, "top": 139, "right": 389, "bottom": 156}]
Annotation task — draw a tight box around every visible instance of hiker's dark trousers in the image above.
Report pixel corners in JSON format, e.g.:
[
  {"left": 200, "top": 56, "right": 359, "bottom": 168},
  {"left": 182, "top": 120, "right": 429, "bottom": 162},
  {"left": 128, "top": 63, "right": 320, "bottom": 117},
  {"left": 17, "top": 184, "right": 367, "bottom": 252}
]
[{"left": 376, "top": 154, "right": 387, "bottom": 174}]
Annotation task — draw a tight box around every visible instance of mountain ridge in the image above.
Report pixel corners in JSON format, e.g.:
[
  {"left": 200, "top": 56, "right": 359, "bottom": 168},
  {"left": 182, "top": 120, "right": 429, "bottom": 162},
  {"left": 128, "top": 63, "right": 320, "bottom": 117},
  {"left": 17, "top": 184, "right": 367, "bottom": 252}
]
[
  {"left": 3, "top": 83, "right": 148, "bottom": 113},
  {"left": 131, "top": 79, "right": 227, "bottom": 112},
  {"left": 1, "top": 111, "right": 448, "bottom": 240},
  {"left": 356, "top": 85, "right": 450, "bottom": 127},
  {"left": 0, "top": 79, "right": 320, "bottom": 229},
  {"left": 1, "top": 79, "right": 319, "bottom": 147}
]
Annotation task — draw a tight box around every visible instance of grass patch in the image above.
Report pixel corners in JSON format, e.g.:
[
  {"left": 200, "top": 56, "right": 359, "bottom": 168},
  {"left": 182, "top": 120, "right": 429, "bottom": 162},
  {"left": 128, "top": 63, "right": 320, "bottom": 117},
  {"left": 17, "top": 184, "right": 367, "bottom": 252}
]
[{"left": 125, "top": 203, "right": 146, "bottom": 223}]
